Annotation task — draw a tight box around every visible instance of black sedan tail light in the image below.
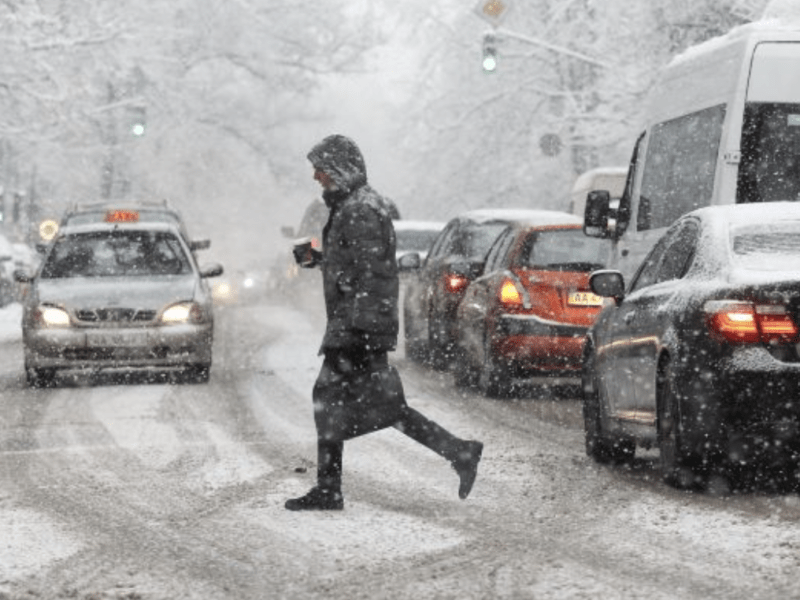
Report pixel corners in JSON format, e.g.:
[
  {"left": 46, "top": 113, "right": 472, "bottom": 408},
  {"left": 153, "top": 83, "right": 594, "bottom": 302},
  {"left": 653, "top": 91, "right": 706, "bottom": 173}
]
[
  {"left": 443, "top": 273, "right": 470, "bottom": 294},
  {"left": 704, "top": 300, "right": 799, "bottom": 344}
]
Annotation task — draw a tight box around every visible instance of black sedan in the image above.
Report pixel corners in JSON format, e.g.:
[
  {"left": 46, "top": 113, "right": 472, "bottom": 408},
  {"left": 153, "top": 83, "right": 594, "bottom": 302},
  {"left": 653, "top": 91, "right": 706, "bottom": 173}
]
[
  {"left": 399, "top": 209, "right": 577, "bottom": 368},
  {"left": 583, "top": 202, "right": 800, "bottom": 488}
]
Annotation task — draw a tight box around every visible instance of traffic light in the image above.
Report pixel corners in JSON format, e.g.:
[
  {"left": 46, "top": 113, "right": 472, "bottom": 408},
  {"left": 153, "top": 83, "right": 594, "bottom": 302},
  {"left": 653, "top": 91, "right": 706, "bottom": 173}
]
[
  {"left": 129, "top": 105, "right": 146, "bottom": 136},
  {"left": 482, "top": 33, "right": 497, "bottom": 72}
]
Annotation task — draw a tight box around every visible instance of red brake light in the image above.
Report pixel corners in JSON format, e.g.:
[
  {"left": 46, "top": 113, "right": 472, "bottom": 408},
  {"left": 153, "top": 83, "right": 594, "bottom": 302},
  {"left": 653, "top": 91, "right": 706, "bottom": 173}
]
[
  {"left": 105, "top": 210, "right": 139, "bottom": 223},
  {"left": 443, "top": 273, "right": 469, "bottom": 294},
  {"left": 311, "top": 237, "right": 321, "bottom": 249},
  {"left": 705, "top": 301, "right": 799, "bottom": 344},
  {"left": 499, "top": 278, "right": 523, "bottom": 306}
]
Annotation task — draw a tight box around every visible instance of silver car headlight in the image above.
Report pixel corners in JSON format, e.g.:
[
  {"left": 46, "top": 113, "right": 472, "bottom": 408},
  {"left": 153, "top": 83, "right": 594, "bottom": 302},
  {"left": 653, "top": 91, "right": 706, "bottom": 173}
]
[
  {"left": 160, "top": 301, "right": 207, "bottom": 325},
  {"left": 33, "top": 305, "right": 71, "bottom": 328}
]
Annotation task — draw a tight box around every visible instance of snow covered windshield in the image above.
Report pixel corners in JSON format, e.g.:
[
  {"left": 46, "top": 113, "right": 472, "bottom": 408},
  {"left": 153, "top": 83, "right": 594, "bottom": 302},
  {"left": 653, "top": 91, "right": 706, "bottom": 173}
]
[
  {"left": 731, "top": 223, "right": 800, "bottom": 271},
  {"left": 40, "top": 231, "right": 192, "bottom": 279},
  {"left": 521, "top": 229, "right": 607, "bottom": 271}
]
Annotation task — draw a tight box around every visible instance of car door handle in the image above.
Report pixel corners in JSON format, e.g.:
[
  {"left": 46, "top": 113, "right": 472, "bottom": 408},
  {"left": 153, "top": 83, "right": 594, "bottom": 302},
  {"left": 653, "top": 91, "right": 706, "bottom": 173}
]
[{"left": 624, "top": 311, "right": 636, "bottom": 324}]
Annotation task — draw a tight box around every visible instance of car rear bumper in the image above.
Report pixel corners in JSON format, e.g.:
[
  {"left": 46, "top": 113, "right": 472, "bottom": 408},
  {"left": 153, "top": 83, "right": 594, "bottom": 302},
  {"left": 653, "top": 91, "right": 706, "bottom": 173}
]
[
  {"left": 495, "top": 315, "right": 587, "bottom": 372},
  {"left": 23, "top": 323, "right": 213, "bottom": 369},
  {"left": 681, "top": 347, "right": 800, "bottom": 465}
]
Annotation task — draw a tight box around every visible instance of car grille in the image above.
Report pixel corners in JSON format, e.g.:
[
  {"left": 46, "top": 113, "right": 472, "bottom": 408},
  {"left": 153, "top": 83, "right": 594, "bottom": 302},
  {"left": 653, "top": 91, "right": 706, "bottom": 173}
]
[{"left": 75, "top": 308, "right": 157, "bottom": 323}]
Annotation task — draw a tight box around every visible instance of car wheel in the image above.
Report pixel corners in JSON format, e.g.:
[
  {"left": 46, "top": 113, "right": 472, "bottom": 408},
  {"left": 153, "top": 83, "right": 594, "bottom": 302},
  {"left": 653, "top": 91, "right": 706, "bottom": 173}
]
[
  {"left": 583, "top": 345, "right": 634, "bottom": 463},
  {"left": 452, "top": 345, "right": 479, "bottom": 389},
  {"left": 184, "top": 363, "right": 210, "bottom": 384},
  {"left": 403, "top": 306, "right": 426, "bottom": 362},
  {"left": 477, "top": 335, "right": 510, "bottom": 398},
  {"left": 657, "top": 357, "right": 697, "bottom": 488},
  {"left": 26, "top": 365, "right": 56, "bottom": 388},
  {"left": 427, "top": 318, "right": 451, "bottom": 370}
]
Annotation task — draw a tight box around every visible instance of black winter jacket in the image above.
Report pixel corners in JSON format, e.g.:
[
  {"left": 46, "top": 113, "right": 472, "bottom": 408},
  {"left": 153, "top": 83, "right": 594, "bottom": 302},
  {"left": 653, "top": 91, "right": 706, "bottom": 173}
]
[{"left": 307, "top": 135, "right": 399, "bottom": 353}]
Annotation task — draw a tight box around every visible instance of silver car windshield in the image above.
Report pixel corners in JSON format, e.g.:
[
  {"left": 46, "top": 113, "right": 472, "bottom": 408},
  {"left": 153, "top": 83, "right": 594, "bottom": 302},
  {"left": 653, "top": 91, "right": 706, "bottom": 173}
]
[{"left": 41, "top": 230, "right": 192, "bottom": 279}]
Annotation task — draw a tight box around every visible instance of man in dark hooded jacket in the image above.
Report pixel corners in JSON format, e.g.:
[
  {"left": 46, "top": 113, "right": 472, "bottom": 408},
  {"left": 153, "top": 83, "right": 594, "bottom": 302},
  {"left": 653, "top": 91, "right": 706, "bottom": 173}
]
[{"left": 286, "top": 134, "right": 483, "bottom": 511}]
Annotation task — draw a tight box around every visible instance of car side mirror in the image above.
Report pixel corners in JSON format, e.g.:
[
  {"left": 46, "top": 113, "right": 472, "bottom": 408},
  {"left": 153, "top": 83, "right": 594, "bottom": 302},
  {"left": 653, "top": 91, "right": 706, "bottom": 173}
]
[
  {"left": 35, "top": 243, "right": 49, "bottom": 254},
  {"left": 200, "top": 263, "right": 224, "bottom": 278},
  {"left": 190, "top": 239, "right": 211, "bottom": 251},
  {"left": 14, "top": 269, "right": 33, "bottom": 283},
  {"left": 281, "top": 226, "right": 295, "bottom": 238},
  {"left": 584, "top": 190, "right": 612, "bottom": 238},
  {"left": 398, "top": 252, "right": 421, "bottom": 271},
  {"left": 590, "top": 269, "right": 625, "bottom": 303}
]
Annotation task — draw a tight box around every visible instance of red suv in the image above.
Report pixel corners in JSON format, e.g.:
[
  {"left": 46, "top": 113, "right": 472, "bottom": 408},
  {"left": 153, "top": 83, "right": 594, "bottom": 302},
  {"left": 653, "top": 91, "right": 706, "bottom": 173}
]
[{"left": 453, "top": 222, "right": 610, "bottom": 396}]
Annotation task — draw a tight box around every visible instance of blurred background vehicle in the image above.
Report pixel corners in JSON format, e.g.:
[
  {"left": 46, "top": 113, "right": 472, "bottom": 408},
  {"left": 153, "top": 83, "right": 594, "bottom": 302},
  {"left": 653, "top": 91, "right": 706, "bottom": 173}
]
[
  {"left": 276, "top": 198, "right": 328, "bottom": 294},
  {"left": 399, "top": 208, "right": 579, "bottom": 369},
  {"left": 211, "top": 267, "right": 272, "bottom": 306},
  {"left": 393, "top": 219, "right": 446, "bottom": 264},
  {"left": 16, "top": 216, "right": 223, "bottom": 387},
  {"left": 11, "top": 241, "right": 41, "bottom": 302},
  {"left": 0, "top": 231, "right": 16, "bottom": 307},
  {"left": 454, "top": 221, "right": 609, "bottom": 397},
  {"left": 584, "top": 202, "right": 800, "bottom": 490}
]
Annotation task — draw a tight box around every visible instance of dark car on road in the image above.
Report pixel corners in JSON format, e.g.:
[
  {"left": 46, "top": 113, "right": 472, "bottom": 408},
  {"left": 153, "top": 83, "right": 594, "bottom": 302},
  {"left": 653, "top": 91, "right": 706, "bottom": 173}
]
[
  {"left": 454, "top": 221, "right": 607, "bottom": 397},
  {"left": 399, "top": 208, "right": 580, "bottom": 368},
  {"left": 583, "top": 202, "right": 800, "bottom": 489}
]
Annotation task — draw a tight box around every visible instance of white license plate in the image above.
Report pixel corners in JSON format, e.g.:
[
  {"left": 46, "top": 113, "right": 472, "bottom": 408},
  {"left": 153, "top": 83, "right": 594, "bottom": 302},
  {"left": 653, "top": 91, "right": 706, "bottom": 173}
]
[
  {"left": 87, "top": 331, "right": 147, "bottom": 347},
  {"left": 568, "top": 291, "right": 604, "bottom": 306}
]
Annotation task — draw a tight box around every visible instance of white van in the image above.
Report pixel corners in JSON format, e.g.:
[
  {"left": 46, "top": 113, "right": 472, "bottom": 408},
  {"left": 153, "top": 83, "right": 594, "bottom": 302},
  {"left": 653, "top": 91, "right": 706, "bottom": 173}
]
[{"left": 584, "top": 20, "right": 800, "bottom": 278}]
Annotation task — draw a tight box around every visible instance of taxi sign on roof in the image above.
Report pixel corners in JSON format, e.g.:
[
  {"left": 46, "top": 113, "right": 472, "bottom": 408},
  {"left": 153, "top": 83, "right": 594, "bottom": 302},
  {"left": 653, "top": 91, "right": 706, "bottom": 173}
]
[
  {"left": 474, "top": 0, "right": 511, "bottom": 26},
  {"left": 105, "top": 210, "right": 140, "bottom": 223}
]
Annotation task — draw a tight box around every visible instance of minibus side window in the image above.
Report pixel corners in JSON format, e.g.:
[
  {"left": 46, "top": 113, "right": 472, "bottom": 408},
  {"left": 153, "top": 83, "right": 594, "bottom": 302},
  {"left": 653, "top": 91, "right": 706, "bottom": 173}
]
[
  {"left": 737, "top": 103, "right": 800, "bottom": 203},
  {"left": 637, "top": 104, "right": 726, "bottom": 231}
]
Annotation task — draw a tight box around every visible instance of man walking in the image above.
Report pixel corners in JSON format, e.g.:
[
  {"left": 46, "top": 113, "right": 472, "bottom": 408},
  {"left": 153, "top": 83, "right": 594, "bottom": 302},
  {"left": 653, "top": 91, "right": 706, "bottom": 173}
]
[{"left": 286, "top": 134, "right": 483, "bottom": 511}]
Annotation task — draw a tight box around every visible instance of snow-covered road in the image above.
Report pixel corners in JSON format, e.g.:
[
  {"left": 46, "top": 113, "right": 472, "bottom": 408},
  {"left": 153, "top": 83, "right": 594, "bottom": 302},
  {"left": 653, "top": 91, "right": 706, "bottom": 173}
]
[{"left": 0, "top": 296, "right": 799, "bottom": 599}]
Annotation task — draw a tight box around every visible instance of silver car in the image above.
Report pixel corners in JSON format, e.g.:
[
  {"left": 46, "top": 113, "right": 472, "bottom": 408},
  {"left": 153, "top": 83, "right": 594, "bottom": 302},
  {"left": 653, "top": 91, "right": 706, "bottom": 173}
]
[{"left": 15, "top": 221, "right": 223, "bottom": 387}]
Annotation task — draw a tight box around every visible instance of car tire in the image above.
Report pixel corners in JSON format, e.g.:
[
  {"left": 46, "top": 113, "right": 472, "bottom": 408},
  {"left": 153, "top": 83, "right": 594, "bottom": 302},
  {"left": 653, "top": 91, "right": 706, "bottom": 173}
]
[
  {"left": 26, "top": 366, "right": 56, "bottom": 388},
  {"left": 452, "top": 345, "right": 479, "bottom": 389},
  {"left": 657, "top": 357, "right": 696, "bottom": 488},
  {"left": 184, "top": 363, "right": 210, "bottom": 384},
  {"left": 403, "top": 306, "right": 426, "bottom": 362},
  {"left": 427, "top": 318, "right": 451, "bottom": 371},
  {"left": 583, "top": 345, "right": 634, "bottom": 463},
  {"left": 477, "top": 334, "right": 510, "bottom": 398}
]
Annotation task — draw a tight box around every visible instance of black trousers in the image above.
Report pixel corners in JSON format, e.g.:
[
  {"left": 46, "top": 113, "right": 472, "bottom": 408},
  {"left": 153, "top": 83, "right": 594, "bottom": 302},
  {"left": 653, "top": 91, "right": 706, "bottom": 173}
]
[{"left": 317, "top": 405, "right": 463, "bottom": 493}]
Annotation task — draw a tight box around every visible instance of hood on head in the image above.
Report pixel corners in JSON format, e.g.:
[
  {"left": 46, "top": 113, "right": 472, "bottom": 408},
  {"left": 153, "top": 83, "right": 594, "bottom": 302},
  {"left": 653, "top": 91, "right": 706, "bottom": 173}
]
[{"left": 307, "top": 135, "right": 367, "bottom": 194}]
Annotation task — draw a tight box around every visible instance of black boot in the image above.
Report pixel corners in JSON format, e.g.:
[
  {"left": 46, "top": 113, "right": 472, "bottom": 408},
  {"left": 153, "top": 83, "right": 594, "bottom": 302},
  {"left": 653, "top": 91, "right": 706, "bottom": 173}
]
[
  {"left": 452, "top": 440, "right": 483, "bottom": 500},
  {"left": 285, "top": 486, "right": 344, "bottom": 511}
]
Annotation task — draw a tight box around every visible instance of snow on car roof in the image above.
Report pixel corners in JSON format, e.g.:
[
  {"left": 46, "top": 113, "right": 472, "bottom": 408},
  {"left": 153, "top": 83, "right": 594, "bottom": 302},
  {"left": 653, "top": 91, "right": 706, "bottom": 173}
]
[
  {"left": 393, "top": 220, "right": 446, "bottom": 231},
  {"left": 56, "top": 221, "right": 184, "bottom": 237},
  {"left": 458, "top": 208, "right": 582, "bottom": 226},
  {"left": 692, "top": 200, "right": 800, "bottom": 226},
  {"left": 669, "top": 18, "right": 800, "bottom": 69}
]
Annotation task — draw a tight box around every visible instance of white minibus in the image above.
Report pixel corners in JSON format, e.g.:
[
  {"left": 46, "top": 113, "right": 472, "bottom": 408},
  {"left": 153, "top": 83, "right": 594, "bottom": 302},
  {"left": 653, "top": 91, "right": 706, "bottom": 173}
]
[{"left": 584, "top": 20, "right": 800, "bottom": 278}]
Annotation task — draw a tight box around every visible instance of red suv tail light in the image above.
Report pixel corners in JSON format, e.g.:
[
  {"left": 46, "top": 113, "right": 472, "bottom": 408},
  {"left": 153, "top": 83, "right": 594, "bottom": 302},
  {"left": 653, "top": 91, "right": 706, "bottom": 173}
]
[
  {"left": 704, "top": 300, "right": 799, "bottom": 344},
  {"left": 443, "top": 273, "right": 470, "bottom": 294},
  {"left": 498, "top": 278, "right": 523, "bottom": 307}
]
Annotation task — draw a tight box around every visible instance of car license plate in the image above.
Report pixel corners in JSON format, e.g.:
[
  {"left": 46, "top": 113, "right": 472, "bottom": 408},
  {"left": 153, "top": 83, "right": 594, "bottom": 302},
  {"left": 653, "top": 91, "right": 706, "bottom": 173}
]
[
  {"left": 87, "top": 331, "right": 145, "bottom": 348},
  {"left": 568, "top": 291, "right": 603, "bottom": 306}
]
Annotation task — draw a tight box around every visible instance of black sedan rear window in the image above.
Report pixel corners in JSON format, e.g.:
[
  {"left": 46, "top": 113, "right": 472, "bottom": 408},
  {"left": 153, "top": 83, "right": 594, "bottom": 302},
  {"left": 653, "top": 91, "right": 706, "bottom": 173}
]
[{"left": 41, "top": 231, "right": 192, "bottom": 278}]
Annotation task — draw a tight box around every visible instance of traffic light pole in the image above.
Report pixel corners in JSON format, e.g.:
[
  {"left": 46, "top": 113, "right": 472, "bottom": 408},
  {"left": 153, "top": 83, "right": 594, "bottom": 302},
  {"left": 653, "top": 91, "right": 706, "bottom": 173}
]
[{"left": 490, "top": 27, "right": 609, "bottom": 69}]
